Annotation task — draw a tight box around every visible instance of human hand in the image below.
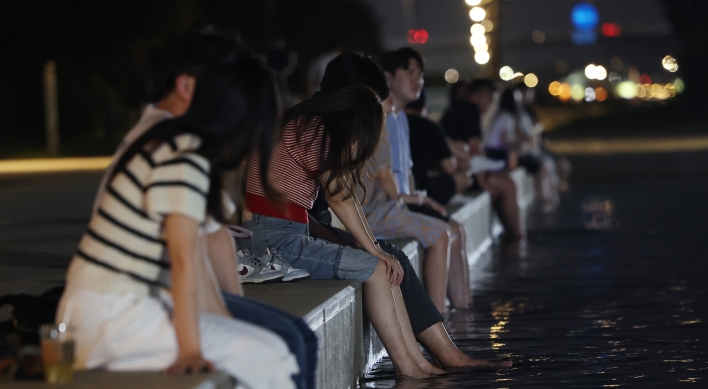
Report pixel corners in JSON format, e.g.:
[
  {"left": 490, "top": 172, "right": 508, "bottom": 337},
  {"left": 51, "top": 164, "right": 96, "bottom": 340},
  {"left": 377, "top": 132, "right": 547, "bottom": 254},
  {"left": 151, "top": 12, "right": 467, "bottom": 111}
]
[
  {"left": 167, "top": 353, "right": 215, "bottom": 375},
  {"left": 423, "top": 197, "right": 448, "bottom": 216},
  {"left": 375, "top": 250, "right": 404, "bottom": 286}
]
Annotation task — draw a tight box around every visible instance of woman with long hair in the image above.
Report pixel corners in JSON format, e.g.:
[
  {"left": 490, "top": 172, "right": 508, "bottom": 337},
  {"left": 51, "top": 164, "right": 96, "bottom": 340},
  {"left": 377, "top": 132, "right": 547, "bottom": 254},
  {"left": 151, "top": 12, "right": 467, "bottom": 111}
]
[
  {"left": 242, "top": 68, "right": 443, "bottom": 378},
  {"left": 57, "top": 45, "right": 299, "bottom": 388}
]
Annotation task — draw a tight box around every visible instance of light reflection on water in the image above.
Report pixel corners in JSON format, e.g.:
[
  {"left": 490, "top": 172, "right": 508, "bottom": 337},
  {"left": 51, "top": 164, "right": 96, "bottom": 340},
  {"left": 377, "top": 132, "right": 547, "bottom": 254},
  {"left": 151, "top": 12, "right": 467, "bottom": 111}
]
[{"left": 362, "top": 179, "right": 708, "bottom": 388}]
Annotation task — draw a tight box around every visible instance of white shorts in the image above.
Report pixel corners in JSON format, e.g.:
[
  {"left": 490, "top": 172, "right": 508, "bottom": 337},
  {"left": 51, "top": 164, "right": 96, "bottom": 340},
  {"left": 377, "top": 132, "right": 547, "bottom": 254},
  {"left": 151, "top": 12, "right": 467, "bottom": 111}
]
[{"left": 57, "top": 286, "right": 299, "bottom": 389}]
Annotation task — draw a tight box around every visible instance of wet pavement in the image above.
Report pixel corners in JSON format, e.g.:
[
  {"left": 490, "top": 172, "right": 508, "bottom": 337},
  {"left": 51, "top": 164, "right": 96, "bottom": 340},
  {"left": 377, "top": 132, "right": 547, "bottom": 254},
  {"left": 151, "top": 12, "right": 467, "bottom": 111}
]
[{"left": 363, "top": 171, "right": 708, "bottom": 387}]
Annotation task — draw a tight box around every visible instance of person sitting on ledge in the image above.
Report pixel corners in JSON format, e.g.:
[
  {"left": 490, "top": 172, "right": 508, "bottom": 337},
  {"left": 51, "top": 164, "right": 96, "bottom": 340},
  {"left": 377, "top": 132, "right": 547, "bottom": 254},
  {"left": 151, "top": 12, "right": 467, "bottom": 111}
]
[
  {"left": 57, "top": 37, "right": 300, "bottom": 388},
  {"left": 304, "top": 52, "right": 512, "bottom": 370}
]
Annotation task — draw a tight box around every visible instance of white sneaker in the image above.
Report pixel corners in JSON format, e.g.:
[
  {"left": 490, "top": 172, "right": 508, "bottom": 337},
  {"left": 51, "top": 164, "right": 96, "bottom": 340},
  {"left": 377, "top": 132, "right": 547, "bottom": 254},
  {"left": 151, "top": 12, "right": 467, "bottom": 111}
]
[
  {"left": 263, "top": 248, "right": 310, "bottom": 282},
  {"left": 237, "top": 250, "right": 283, "bottom": 283},
  {"left": 469, "top": 156, "right": 506, "bottom": 174}
]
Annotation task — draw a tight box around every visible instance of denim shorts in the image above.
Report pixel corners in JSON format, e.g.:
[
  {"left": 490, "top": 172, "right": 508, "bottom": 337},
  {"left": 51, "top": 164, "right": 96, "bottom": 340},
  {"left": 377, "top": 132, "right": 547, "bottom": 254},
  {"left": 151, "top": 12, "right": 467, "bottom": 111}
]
[{"left": 240, "top": 214, "right": 378, "bottom": 282}]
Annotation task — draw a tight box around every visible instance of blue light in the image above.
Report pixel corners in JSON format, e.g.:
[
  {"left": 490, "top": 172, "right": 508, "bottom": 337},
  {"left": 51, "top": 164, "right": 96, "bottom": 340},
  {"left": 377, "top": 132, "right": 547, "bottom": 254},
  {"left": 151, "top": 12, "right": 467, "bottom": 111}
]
[{"left": 571, "top": 3, "right": 599, "bottom": 31}]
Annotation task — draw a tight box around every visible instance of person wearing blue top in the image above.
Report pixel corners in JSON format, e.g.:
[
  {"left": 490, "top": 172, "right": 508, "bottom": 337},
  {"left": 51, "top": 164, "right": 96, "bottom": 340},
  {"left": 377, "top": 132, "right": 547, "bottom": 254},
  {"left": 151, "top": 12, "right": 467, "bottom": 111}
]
[{"left": 379, "top": 48, "right": 472, "bottom": 310}]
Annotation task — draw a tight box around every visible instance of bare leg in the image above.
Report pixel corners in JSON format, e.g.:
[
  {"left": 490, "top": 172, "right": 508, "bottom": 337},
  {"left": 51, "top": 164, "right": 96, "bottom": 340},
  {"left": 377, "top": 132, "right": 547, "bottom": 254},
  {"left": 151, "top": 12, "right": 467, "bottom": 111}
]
[
  {"left": 364, "top": 262, "right": 431, "bottom": 379},
  {"left": 446, "top": 222, "right": 471, "bottom": 309},
  {"left": 481, "top": 173, "right": 524, "bottom": 240},
  {"left": 391, "top": 286, "right": 446, "bottom": 375},
  {"left": 423, "top": 230, "right": 451, "bottom": 314},
  {"left": 417, "top": 323, "right": 512, "bottom": 369}
]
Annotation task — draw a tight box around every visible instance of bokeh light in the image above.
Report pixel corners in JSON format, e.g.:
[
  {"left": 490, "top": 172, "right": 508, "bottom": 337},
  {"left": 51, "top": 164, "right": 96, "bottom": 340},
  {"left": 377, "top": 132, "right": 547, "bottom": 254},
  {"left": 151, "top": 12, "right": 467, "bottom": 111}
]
[
  {"left": 674, "top": 78, "right": 685, "bottom": 93},
  {"left": 585, "top": 64, "right": 597, "bottom": 79},
  {"left": 470, "top": 23, "right": 486, "bottom": 35},
  {"left": 524, "top": 73, "right": 539, "bottom": 88},
  {"left": 512, "top": 72, "right": 525, "bottom": 82},
  {"left": 664, "top": 83, "right": 677, "bottom": 97},
  {"left": 595, "top": 65, "right": 607, "bottom": 80},
  {"left": 548, "top": 81, "right": 562, "bottom": 96},
  {"left": 616, "top": 81, "right": 637, "bottom": 99},
  {"left": 532, "top": 30, "right": 546, "bottom": 44},
  {"left": 595, "top": 86, "right": 608, "bottom": 101},
  {"left": 474, "top": 51, "right": 490, "bottom": 65},
  {"left": 469, "top": 7, "right": 486, "bottom": 22},
  {"left": 445, "top": 69, "right": 460, "bottom": 84},
  {"left": 499, "top": 66, "right": 514, "bottom": 81},
  {"left": 601, "top": 23, "right": 621, "bottom": 37},
  {"left": 465, "top": 0, "right": 482, "bottom": 5},
  {"left": 571, "top": 2, "right": 599, "bottom": 30},
  {"left": 481, "top": 19, "right": 494, "bottom": 32},
  {"left": 470, "top": 34, "right": 487, "bottom": 47},
  {"left": 639, "top": 74, "right": 652, "bottom": 84},
  {"left": 571, "top": 84, "right": 585, "bottom": 102},
  {"left": 473, "top": 43, "right": 489, "bottom": 52},
  {"left": 559, "top": 82, "right": 572, "bottom": 101},
  {"left": 584, "top": 87, "right": 596, "bottom": 102},
  {"left": 608, "top": 71, "right": 622, "bottom": 84},
  {"left": 662, "top": 55, "right": 678, "bottom": 72}
]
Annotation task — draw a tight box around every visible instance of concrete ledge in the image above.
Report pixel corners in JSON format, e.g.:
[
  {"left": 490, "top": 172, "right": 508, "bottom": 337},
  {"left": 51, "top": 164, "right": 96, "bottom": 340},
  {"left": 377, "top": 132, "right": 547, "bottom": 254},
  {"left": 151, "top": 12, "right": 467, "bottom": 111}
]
[
  {"left": 244, "top": 280, "right": 362, "bottom": 389},
  {"left": 448, "top": 191, "right": 493, "bottom": 265},
  {"left": 3, "top": 371, "right": 234, "bottom": 389}
]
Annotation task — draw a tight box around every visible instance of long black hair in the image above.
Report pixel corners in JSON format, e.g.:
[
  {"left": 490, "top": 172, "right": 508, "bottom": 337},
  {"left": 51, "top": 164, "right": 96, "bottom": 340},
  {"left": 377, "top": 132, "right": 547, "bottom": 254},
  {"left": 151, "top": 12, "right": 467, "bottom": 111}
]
[
  {"left": 499, "top": 88, "right": 518, "bottom": 115},
  {"left": 110, "top": 48, "right": 279, "bottom": 223},
  {"left": 284, "top": 85, "right": 383, "bottom": 198}
]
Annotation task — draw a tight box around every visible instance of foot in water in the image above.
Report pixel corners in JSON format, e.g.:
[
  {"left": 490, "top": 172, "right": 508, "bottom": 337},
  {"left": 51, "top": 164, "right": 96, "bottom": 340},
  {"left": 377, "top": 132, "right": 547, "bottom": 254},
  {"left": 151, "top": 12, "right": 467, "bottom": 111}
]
[
  {"left": 395, "top": 361, "right": 433, "bottom": 380},
  {"left": 444, "top": 357, "right": 513, "bottom": 370}
]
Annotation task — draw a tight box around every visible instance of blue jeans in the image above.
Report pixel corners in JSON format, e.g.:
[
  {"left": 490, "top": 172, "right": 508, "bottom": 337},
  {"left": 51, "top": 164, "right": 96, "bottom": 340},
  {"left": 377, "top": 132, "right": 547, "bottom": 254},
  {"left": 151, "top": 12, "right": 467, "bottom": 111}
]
[
  {"left": 222, "top": 292, "right": 317, "bottom": 389},
  {"left": 241, "top": 214, "right": 378, "bottom": 282}
]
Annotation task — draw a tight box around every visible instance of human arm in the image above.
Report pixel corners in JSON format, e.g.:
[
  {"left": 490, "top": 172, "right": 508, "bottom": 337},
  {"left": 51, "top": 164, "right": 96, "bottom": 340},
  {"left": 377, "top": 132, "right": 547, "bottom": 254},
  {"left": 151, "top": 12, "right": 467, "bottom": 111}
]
[
  {"left": 377, "top": 165, "right": 447, "bottom": 215},
  {"left": 206, "top": 226, "right": 243, "bottom": 296},
  {"left": 164, "top": 214, "right": 215, "bottom": 374},
  {"left": 323, "top": 175, "right": 403, "bottom": 285}
]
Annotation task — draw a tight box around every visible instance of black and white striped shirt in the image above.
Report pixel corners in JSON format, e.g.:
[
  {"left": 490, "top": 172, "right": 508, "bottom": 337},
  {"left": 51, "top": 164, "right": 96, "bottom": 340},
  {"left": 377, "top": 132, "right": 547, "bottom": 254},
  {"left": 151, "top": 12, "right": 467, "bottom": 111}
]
[{"left": 66, "top": 133, "right": 210, "bottom": 296}]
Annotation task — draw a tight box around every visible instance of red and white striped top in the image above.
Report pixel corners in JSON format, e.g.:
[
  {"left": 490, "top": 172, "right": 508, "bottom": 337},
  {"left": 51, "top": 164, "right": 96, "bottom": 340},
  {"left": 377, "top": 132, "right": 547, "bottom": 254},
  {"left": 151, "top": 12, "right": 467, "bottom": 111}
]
[{"left": 246, "top": 116, "right": 330, "bottom": 210}]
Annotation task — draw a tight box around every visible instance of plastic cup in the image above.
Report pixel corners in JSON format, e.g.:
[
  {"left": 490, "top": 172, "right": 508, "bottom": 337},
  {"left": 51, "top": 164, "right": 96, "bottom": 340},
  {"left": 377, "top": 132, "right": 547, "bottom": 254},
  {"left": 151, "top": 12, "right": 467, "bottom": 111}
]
[{"left": 39, "top": 323, "right": 75, "bottom": 384}]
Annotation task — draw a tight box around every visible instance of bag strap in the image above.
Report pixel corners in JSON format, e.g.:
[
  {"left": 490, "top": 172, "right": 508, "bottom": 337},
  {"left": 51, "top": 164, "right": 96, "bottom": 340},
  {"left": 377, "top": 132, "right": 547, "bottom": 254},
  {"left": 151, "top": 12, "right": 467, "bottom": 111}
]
[{"left": 227, "top": 225, "right": 253, "bottom": 239}]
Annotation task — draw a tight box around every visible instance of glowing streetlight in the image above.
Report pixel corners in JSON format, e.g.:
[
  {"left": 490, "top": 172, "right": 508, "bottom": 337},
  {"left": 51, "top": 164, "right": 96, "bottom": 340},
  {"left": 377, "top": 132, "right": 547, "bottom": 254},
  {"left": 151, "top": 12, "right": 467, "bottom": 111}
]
[
  {"left": 469, "top": 7, "right": 486, "bottom": 22},
  {"left": 475, "top": 51, "right": 491, "bottom": 65},
  {"left": 499, "top": 66, "right": 514, "bottom": 81}
]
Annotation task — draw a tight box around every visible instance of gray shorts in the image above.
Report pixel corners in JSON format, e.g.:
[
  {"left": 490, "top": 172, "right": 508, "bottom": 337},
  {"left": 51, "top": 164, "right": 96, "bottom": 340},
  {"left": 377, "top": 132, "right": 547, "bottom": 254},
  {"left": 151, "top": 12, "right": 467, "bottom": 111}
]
[{"left": 240, "top": 214, "right": 378, "bottom": 282}]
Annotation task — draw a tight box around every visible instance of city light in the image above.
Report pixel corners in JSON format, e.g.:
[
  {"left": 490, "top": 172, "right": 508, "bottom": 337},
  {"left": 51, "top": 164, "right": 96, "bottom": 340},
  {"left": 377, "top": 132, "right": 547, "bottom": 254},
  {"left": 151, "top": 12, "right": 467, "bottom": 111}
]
[
  {"left": 571, "top": 2, "right": 599, "bottom": 30},
  {"left": 474, "top": 50, "right": 491, "bottom": 65},
  {"left": 445, "top": 69, "right": 460, "bottom": 83},
  {"left": 595, "top": 86, "right": 608, "bottom": 101},
  {"left": 585, "top": 87, "right": 596, "bottom": 102},
  {"left": 531, "top": 30, "right": 546, "bottom": 44},
  {"left": 608, "top": 71, "right": 622, "bottom": 84},
  {"left": 585, "top": 64, "right": 597, "bottom": 79},
  {"left": 601, "top": 23, "right": 621, "bottom": 37},
  {"left": 499, "top": 66, "right": 514, "bottom": 81},
  {"left": 662, "top": 55, "right": 678, "bottom": 72},
  {"left": 559, "top": 82, "right": 572, "bottom": 101},
  {"left": 616, "top": 81, "right": 637, "bottom": 99},
  {"left": 548, "top": 81, "right": 562, "bottom": 96},
  {"left": 471, "top": 23, "right": 486, "bottom": 35},
  {"left": 473, "top": 43, "right": 489, "bottom": 52},
  {"left": 595, "top": 65, "right": 607, "bottom": 80},
  {"left": 524, "top": 73, "right": 539, "bottom": 88},
  {"left": 407, "top": 29, "right": 429, "bottom": 44},
  {"left": 674, "top": 78, "right": 685, "bottom": 93},
  {"left": 481, "top": 20, "right": 494, "bottom": 31},
  {"left": 470, "top": 34, "right": 487, "bottom": 47},
  {"left": 465, "top": 0, "right": 482, "bottom": 5},
  {"left": 469, "top": 7, "right": 486, "bottom": 22},
  {"left": 571, "top": 84, "right": 585, "bottom": 102}
]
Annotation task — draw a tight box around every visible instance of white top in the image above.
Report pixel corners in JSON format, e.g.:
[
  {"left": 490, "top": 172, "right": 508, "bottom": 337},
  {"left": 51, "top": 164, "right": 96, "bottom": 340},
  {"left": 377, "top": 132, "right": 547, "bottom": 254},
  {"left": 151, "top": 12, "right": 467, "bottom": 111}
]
[
  {"left": 67, "top": 133, "right": 211, "bottom": 297},
  {"left": 485, "top": 111, "right": 516, "bottom": 150},
  {"left": 93, "top": 105, "right": 173, "bottom": 213}
]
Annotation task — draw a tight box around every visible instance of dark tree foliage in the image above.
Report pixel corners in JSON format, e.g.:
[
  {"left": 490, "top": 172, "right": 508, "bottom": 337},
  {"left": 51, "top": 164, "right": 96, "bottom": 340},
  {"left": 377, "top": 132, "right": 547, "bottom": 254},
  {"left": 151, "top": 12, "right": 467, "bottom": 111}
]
[
  {"left": 0, "top": 0, "right": 381, "bottom": 154},
  {"left": 660, "top": 0, "right": 708, "bottom": 114}
]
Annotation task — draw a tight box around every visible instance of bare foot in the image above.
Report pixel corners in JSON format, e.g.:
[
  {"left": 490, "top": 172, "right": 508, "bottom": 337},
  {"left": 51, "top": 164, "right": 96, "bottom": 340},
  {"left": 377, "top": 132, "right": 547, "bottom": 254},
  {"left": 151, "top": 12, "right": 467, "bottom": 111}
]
[
  {"left": 444, "top": 357, "right": 513, "bottom": 370},
  {"left": 417, "top": 360, "right": 446, "bottom": 375},
  {"left": 395, "top": 363, "right": 433, "bottom": 380}
]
